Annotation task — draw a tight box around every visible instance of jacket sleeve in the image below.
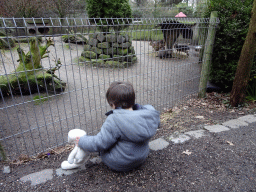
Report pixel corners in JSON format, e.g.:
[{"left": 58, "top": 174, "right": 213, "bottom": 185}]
[{"left": 78, "top": 116, "right": 120, "bottom": 152}]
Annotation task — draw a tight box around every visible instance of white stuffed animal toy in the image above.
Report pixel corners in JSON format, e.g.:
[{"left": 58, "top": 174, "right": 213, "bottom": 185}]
[{"left": 61, "top": 129, "right": 90, "bottom": 170}]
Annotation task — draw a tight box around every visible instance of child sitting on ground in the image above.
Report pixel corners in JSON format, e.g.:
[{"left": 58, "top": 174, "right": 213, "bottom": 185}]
[{"left": 74, "top": 81, "right": 160, "bottom": 172}]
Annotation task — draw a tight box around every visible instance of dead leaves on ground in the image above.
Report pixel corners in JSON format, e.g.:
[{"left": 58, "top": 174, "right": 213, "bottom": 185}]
[
  {"left": 10, "top": 144, "right": 74, "bottom": 165},
  {"left": 182, "top": 150, "right": 192, "bottom": 155}
]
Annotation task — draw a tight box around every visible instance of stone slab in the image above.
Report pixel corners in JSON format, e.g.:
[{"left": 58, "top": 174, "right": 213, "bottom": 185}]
[
  {"left": 149, "top": 138, "right": 169, "bottom": 151},
  {"left": 184, "top": 129, "right": 207, "bottom": 139},
  {"left": 20, "top": 169, "right": 53, "bottom": 186},
  {"left": 204, "top": 125, "right": 229, "bottom": 133},
  {"left": 3, "top": 166, "right": 10, "bottom": 174},
  {"left": 169, "top": 134, "right": 191, "bottom": 144},
  {"left": 56, "top": 164, "right": 86, "bottom": 177},
  {"left": 222, "top": 119, "right": 248, "bottom": 128},
  {"left": 238, "top": 115, "right": 256, "bottom": 123}
]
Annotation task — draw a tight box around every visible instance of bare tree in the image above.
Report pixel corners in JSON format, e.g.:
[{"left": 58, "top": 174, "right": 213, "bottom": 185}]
[
  {"left": 230, "top": 0, "right": 256, "bottom": 107},
  {"left": 1, "top": 0, "right": 48, "bottom": 17}
]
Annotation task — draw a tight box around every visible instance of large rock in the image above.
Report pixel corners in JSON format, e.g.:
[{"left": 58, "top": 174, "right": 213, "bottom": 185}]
[
  {"left": 105, "top": 60, "right": 121, "bottom": 68},
  {"left": 97, "top": 33, "right": 106, "bottom": 42},
  {"left": 119, "top": 42, "right": 131, "bottom": 48},
  {"left": 99, "top": 54, "right": 111, "bottom": 60},
  {"left": 112, "top": 43, "right": 119, "bottom": 48},
  {"left": 106, "top": 34, "right": 117, "bottom": 43},
  {"left": 129, "top": 46, "right": 135, "bottom": 54},
  {"left": 81, "top": 51, "right": 97, "bottom": 59},
  {"left": 91, "top": 47, "right": 102, "bottom": 55},
  {"left": 84, "top": 44, "right": 91, "bottom": 51},
  {"left": 117, "top": 48, "right": 128, "bottom": 55},
  {"left": 89, "top": 33, "right": 99, "bottom": 39},
  {"left": 103, "top": 48, "right": 117, "bottom": 55},
  {"left": 91, "top": 59, "right": 105, "bottom": 67},
  {"left": 88, "top": 38, "right": 98, "bottom": 47},
  {"left": 117, "top": 35, "right": 126, "bottom": 44},
  {"left": 98, "top": 42, "right": 110, "bottom": 49}
]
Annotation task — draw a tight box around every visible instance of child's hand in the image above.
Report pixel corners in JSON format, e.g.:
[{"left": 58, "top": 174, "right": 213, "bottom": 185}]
[{"left": 75, "top": 137, "right": 80, "bottom": 146}]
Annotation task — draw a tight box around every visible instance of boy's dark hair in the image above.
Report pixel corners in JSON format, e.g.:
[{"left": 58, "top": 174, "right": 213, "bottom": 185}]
[{"left": 106, "top": 81, "right": 135, "bottom": 109}]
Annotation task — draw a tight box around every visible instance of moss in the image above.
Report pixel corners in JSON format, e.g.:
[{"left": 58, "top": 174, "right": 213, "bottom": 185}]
[
  {"left": 81, "top": 51, "right": 97, "bottom": 59},
  {"left": 105, "top": 60, "right": 121, "bottom": 68},
  {"left": 103, "top": 48, "right": 117, "bottom": 55},
  {"left": 117, "top": 48, "right": 128, "bottom": 55},
  {"left": 97, "top": 42, "right": 110, "bottom": 49},
  {"left": 106, "top": 34, "right": 117, "bottom": 43},
  {"left": 91, "top": 59, "right": 105, "bottom": 67},
  {"left": 99, "top": 54, "right": 111, "bottom": 60},
  {"left": 32, "top": 95, "right": 48, "bottom": 105},
  {"left": 0, "top": 38, "right": 65, "bottom": 96},
  {"left": 91, "top": 47, "right": 102, "bottom": 54},
  {"left": 84, "top": 44, "right": 91, "bottom": 51}
]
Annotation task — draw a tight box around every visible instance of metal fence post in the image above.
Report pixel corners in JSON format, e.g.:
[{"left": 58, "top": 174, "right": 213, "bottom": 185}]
[{"left": 198, "top": 11, "right": 218, "bottom": 98}]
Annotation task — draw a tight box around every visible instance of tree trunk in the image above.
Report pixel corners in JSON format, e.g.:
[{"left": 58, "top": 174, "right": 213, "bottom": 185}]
[
  {"left": 0, "top": 37, "right": 66, "bottom": 96},
  {"left": 230, "top": 0, "right": 256, "bottom": 107}
]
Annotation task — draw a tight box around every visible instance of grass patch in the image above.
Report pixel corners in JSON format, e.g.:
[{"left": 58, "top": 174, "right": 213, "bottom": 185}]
[
  {"left": 126, "top": 30, "right": 163, "bottom": 41},
  {"left": 33, "top": 95, "right": 48, "bottom": 105}
]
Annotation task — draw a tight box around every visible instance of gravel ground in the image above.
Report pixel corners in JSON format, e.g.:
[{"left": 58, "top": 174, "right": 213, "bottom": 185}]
[{"left": 1, "top": 93, "right": 256, "bottom": 191}]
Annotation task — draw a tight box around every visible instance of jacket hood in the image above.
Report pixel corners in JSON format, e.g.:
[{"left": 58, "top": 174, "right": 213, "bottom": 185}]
[{"left": 111, "top": 106, "right": 160, "bottom": 142}]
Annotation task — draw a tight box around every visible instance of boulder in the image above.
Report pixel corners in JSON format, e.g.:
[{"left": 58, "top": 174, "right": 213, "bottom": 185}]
[
  {"left": 91, "top": 47, "right": 102, "bottom": 55},
  {"left": 97, "top": 33, "right": 106, "bottom": 42},
  {"left": 88, "top": 38, "right": 98, "bottom": 47},
  {"left": 84, "top": 44, "right": 91, "bottom": 51},
  {"left": 103, "top": 48, "right": 117, "bottom": 55},
  {"left": 99, "top": 54, "right": 111, "bottom": 60},
  {"left": 97, "top": 42, "right": 110, "bottom": 49},
  {"left": 106, "top": 34, "right": 117, "bottom": 43},
  {"left": 81, "top": 51, "right": 97, "bottom": 59},
  {"left": 117, "top": 48, "right": 128, "bottom": 55},
  {"left": 117, "top": 35, "right": 126, "bottom": 44}
]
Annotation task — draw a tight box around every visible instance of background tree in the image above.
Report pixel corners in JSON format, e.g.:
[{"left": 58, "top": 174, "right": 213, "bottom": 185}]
[
  {"left": 230, "top": 0, "right": 256, "bottom": 106},
  {"left": 132, "top": 0, "right": 148, "bottom": 7},
  {"left": 204, "top": 0, "right": 256, "bottom": 92},
  {"left": 1, "top": 0, "right": 48, "bottom": 17},
  {"left": 50, "top": 0, "right": 86, "bottom": 18},
  {"left": 85, "top": 0, "right": 132, "bottom": 33},
  {"left": 158, "top": 0, "right": 183, "bottom": 6}
]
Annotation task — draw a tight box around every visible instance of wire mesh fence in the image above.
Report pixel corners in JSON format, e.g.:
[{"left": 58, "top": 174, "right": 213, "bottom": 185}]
[{"left": 0, "top": 17, "right": 218, "bottom": 160}]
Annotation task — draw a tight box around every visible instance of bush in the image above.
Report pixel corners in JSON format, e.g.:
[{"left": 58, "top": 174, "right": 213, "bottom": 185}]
[
  {"left": 85, "top": 0, "right": 132, "bottom": 33},
  {"left": 204, "top": 0, "right": 256, "bottom": 91}
]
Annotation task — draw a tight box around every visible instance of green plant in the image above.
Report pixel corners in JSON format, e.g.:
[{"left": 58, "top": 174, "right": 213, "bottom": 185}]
[
  {"left": 246, "top": 76, "right": 256, "bottom": 102},
  {"left": 33, "top": 95, "right": 48, "bottom": 105},
  {"left": 204, "top": 0, "right": 256, "bottom": 91},
  {"left": 85, "top": 0, "right": 132, "bottom": 33},
  {"left": 0, "top": 142, "right": 7, "bottom": 161}
]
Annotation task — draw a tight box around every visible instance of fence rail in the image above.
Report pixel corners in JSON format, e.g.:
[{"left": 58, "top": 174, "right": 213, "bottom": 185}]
[{"left": 0, "top": 17, "right": 218, "bottom": 160}]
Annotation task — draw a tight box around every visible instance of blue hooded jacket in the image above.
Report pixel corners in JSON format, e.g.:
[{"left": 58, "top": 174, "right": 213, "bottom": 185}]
[{"left": 78, "top": 104, "right": 160, "bottom": 172}]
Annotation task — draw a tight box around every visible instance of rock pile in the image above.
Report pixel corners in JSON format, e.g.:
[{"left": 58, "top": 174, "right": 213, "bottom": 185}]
[{"left": 80, "top": 33, "right": 137, "bottom": 68}]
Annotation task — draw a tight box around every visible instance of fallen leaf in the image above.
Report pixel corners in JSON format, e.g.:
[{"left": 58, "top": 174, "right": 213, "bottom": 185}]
[
  {"left": 195, "top": 116, "right": 204, "bottom": 119},
  {"left": 182, "top": 150, "right": 192, "bottom": 155},
  {"left": 226, "top": 141, "right": 234, "bottom": 146}
]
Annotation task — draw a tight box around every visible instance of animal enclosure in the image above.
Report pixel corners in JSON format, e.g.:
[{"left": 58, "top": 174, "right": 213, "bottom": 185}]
[{"left": 0, "top": 17, "right": 218, "bottom": 160}]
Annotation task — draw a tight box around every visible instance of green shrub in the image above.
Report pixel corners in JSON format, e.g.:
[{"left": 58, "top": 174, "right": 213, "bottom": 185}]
[
  {"left": 85, "top": 0, "right": 132, "bottom": 33},
  {"left": 204, "top": 0, "right": 256, "bottom": 91},
  {"left": 246, "top": 76, "right": 256, "bottom": 102}
]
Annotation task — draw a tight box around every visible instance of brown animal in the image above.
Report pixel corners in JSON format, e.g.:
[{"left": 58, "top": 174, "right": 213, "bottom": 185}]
[
  {"left": 150, "top": 40, "right": 165, "bottom": 51},
  {"left": 174, "top": 43, "right": 190, "bottom": 56},
  {"left": 160, "top": 20, "right": 194, "bottom": 57}
]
